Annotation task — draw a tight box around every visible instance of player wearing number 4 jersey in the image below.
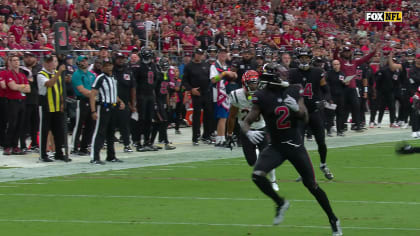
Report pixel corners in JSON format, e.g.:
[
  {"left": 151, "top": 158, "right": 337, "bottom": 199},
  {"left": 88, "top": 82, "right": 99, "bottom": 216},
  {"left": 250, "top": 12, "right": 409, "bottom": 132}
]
[
  {"left": 289, "top": 48, "right": 334, "bottom": 180},
  {"left": 243, "top": 63, "right": 342, "bottom": 236},
  {"left": 226, "top": 70, "right": 278, "bottom": 191}
]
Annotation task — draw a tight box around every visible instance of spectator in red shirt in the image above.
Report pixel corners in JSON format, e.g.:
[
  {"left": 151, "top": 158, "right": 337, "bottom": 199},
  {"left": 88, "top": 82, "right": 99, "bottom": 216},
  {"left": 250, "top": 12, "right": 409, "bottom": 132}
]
[
  {"left": 9, "top": 16, "right": 24, "bottom": 43},
  {"left": 3, "top": 55, "right": 30, "bottom": 155},
  {"left": 53, "top": 0, "right": 69, "bottom": 22}
]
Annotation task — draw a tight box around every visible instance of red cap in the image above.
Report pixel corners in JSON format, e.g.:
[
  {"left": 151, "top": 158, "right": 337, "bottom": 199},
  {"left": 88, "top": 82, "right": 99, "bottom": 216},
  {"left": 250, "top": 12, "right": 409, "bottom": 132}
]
[
  {"left": 175, "top": 22, "right": 182, "bottom": 26},
  {"left": 416, "top": 54, "right": 420, "bottom": 59}
]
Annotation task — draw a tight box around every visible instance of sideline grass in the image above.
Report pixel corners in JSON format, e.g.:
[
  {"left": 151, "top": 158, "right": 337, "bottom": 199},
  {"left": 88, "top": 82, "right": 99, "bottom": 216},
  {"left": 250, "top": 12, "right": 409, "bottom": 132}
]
[{"left": 1, "top": 141, "right": 420, "bottom": 236}]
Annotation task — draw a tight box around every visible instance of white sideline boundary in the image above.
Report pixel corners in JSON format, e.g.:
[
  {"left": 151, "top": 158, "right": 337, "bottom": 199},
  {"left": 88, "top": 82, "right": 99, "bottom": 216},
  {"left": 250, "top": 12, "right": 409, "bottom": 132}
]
[
  {"left": 0, "top": 219, "right": 419, "bottom": 232},
  {"left": 0, "top": 193, "right": 419, "bottom": 205},
  {"left": 0, "top": 125, "right": 415, "bottom": 183}
]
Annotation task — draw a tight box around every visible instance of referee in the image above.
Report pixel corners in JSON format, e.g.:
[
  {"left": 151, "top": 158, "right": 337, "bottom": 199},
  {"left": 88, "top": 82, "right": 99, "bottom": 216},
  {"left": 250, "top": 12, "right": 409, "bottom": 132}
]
[
  {"left": 71, "top": 55, "right": 96, "bottom": 155},
  {"left": 90, "top": 59, "right": 125, "bottom": 164}
]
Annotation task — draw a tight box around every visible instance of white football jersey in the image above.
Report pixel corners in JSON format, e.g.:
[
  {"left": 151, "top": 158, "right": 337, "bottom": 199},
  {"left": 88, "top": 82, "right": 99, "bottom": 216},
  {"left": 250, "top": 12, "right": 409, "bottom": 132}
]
[{"left": 229, "top": 88, "right": 265, "bottom": 130}]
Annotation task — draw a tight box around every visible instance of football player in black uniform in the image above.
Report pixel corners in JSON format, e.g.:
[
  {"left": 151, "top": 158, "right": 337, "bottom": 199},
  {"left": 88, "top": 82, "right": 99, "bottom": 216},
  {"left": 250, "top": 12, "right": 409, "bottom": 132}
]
[
  {"left": 135, "top": 47, "right": 159, "bottom": 151},
  {"left": 150, "top": 58, "right": 176, "bottom": 150},
  {"left": 243, "top": 62, "right": 342, "bottom": 236},
  {"left": 289, "top": 48, "right": 334, "bottom": 180}
]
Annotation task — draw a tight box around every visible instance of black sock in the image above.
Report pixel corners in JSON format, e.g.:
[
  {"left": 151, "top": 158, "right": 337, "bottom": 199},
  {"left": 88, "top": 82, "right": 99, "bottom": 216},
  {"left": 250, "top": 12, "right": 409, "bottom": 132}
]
[
  {"left": 308, "top": 185, "right": 337, "bottom": 222},
  {"left": 252, "top": 174, "right": 284, "bottom": 206},
  {"left": 319, "top": 143, "right": 327, "bottom": 164}
]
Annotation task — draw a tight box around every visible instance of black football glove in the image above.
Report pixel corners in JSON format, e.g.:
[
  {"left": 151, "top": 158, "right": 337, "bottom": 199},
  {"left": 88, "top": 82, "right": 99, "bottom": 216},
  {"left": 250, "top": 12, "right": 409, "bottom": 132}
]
[{"left": 226, "top": 135, "right": 236, "bottom": 150}]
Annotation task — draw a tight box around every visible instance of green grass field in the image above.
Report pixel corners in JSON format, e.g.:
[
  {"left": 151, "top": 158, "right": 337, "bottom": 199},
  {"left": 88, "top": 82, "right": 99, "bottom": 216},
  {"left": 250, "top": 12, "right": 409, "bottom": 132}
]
[{"left": 1, "top": 141, "right": 420, "bottom": 236}]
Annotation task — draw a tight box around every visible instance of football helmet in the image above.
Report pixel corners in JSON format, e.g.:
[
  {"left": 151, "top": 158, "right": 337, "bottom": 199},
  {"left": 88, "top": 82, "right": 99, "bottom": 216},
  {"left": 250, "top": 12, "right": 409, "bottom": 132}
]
[
  {"left": 297, "top": 47, "right": 312, "bottom": 70},
  {"left": 140, "top": 47, "right": 153, "bottom": 64},
  {"left": 260, "top": 62, "right": 289, "bottom": 87},
  {"left": 207, "top": 45, "right": 218, "bottom": 54},
  {"left": 242, "top": 70, "right": 259, "bottom": 95},
  {"left": 159, "top": 57, "right": 170, "bottom": 73}
]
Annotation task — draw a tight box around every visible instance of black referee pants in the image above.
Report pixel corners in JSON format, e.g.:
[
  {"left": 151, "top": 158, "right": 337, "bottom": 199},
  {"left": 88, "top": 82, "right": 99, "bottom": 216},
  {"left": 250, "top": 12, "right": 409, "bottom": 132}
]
[
  {"left": 91, "top": 105, "right": 117, "bottom": 161},
  {"left": 39, "top": 106, "right": 65, "bottom": 159},
  {"left": 71, "top": 99, "right": 94, "bottom": 152},
  {"left": 5, "top": 99, "right": 26, "bottom": 149}
]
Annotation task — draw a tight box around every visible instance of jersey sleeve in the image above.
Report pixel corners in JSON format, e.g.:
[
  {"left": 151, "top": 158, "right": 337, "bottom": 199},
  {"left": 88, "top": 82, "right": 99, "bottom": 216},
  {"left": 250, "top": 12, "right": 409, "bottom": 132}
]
[
  {"left": 71, "top": 72, "right": 82, "bottom": 89},
  {"left": 229, "top": 90, "right": 239, "bottom": 107},
  {"left": 209, "top": 64, "right": 218, "bottom": 80},
  {"left": 92, "top": 75, "right": 103, "bottom": 90}
]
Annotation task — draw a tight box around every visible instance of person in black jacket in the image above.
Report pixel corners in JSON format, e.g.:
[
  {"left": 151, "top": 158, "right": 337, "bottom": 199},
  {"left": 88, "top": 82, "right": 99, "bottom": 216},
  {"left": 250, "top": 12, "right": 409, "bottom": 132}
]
[
  {"left": 326, "top": 60, "right": 346, "bottom": 136},
  {"left": 182, "top": 48, "right": 213, "bottom": 145},
  {"left": 113, "top": 53, "right": 136, "bottom": 153}
]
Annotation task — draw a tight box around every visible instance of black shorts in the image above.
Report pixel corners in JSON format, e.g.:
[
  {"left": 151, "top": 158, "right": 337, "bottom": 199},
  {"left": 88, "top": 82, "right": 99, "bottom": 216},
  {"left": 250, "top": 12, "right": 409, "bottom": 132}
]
[{"left": 254, "top": 143, "right": 318, "bottom": 188}]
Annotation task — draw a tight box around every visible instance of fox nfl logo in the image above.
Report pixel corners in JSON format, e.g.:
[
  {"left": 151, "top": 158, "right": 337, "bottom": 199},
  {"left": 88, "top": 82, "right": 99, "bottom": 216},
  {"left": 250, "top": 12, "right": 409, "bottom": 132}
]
[{"left": 365, "top": 11, "right": 402, "bottom": 22}]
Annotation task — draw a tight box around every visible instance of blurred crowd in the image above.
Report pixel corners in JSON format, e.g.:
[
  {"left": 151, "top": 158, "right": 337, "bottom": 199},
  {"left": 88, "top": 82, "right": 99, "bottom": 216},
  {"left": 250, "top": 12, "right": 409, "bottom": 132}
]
[{"left": 0, "top": 0, "right": 419, "bottom": 159}]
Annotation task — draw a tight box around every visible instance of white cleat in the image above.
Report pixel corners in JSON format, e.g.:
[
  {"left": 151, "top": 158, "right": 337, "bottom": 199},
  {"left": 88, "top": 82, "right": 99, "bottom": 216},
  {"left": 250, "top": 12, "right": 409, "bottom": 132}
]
[
  {"left": 321, "top": 166, "right": 334, "bottom": 180},
  {"left": 273, "top": 200, "right": 290, "bottom": 225},
  {"left": 272, "top": 182, "right": 279, "bottom": 191},
  {"left": 412, "top": 132, "right": 418, "bottom": 138},
  {"left": 331, "top": 219, "right": 343, "bottom": 236}
]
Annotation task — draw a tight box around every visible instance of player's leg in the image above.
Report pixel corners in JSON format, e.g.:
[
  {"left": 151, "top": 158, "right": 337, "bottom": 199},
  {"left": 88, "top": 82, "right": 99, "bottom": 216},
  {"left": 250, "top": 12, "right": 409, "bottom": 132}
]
[
  {"left": 239, "top": 131, "right": 257, "bottom": 166},
  {"left": 309, "top": 111, "right": 333, "bottom": 180},
  {"left": 288, "top": 145, "right": 342, "bottom": 235},
  {"left": 257, "top": 136, "right": 278, "bottom": 191},
  {"left": 252, "top": 145, "right": 288, "bottom": 224}
]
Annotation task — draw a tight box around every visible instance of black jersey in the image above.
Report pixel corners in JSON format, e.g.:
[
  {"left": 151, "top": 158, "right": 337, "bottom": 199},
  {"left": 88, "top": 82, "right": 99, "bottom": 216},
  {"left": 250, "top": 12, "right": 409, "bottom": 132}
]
[
  {"left": 289, "top": 67, "right": 324, "bottom": 113},
  {"left": 156, "top": 72, "right": 170, "bottom": 103},
  {"left": 135, "top": 62, "right": 159, "bottom": 97},
  {"left": 113, "top": 65, "right": 135, "bottom": 104},
  {"left": 252, "top": 85, "right": 303, "bottom": 144}
]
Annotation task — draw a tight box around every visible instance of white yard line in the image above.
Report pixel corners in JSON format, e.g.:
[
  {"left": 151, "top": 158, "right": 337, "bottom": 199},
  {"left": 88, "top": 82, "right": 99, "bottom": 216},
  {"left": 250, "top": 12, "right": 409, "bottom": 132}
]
[
  {"left": 0, "top": 218, "right": 418, "bottom": 232},
  {"left": 0, "top": 193, "right": 419, "bottom": 205}
]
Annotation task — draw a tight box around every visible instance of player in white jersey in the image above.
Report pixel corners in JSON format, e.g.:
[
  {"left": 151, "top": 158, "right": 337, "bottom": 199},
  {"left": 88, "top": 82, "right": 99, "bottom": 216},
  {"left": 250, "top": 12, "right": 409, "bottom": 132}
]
[{"left": 226, "top": 70, "right": 279, "bottom": 191}]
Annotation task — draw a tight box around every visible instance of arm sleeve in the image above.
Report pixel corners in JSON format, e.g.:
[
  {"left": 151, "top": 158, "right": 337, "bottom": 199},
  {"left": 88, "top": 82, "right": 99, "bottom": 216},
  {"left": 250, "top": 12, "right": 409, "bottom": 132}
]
[
  {"left": 209, "top": 65, "right": 219, "bottom": 80},
  {"left": 355, "top": 49, "right": 376, "bottom": 66},
  {"left": 71, "top": 72, "right": 82, "bottom": 89},
  {"left": 182, "top": 65, "right": 192, "bottom": 91},
  {"left": 37, "top": 73, "right": 48, "bottom": 89},
  {"left": 229, "top": 90, "right": 238, "bottom": 107},
  {"left": 92, "top": 75, "right": 103, "bottom": 90}
]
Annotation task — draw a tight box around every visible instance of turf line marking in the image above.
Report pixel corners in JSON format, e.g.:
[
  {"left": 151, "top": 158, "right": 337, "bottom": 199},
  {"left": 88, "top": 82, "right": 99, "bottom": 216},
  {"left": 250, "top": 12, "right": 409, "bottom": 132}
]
[
  {"left": 344, "top": 167, "right": 420, "bottom": 170},
  {"left": 0, "top": 219, "right": 418, "bottom": 231},
  {"left": 0, "top": 193, "right": 419, "bottom": 205}
]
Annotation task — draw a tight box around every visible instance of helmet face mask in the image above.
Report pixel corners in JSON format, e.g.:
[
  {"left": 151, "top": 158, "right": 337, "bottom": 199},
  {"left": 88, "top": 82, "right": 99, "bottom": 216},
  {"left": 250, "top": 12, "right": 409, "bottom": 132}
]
[
  {"left": 159, "top": 58, "right": 170, "bottom": 73},
  {"left": 141, "top": 48, "right": 153, "bottom": 64},
  {"left": 298, "top": 55, "right": 311, "bottom": 70},
  {"left": 242, "top": 70, "right": 260, "bottom": 96}
]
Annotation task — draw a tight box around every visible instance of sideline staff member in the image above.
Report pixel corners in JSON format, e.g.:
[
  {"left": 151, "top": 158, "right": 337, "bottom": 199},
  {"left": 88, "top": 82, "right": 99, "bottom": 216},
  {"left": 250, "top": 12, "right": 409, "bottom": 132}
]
[
  {"left": 71, "top": 55, "right": 96, "bottom": 155},
  {"left": 37, "top": 54, "right": 71, "bottom": 162},
  {"left": 90, "top": 59, "right": 125, "bottom": 164}
]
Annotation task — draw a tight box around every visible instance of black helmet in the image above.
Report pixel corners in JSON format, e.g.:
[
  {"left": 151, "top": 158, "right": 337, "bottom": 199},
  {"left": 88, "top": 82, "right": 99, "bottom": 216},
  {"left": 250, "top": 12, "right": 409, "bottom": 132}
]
[
  {"left": 297, "top": 47, "right": 313, "bottom": 58},
  {"left": 406, "top": 49, "right": 415, "bottom": 57},
  {"left": 159, "top": 57, "right": 170, "bottom": 72},
  {"left": 260, "top": 62, "right": 289, "bottom": 88},
  {"left": 353, "top": 49, "right": 364, "bottom": 56},
  {"left": 207, "top": 45, "right": 218, "bottom": 53},
  {"left": 140, "top": 47, "right": 153, "bottom": 63},
  {"left": 231, "top": 43, "right": 241, "bottom": 51}
]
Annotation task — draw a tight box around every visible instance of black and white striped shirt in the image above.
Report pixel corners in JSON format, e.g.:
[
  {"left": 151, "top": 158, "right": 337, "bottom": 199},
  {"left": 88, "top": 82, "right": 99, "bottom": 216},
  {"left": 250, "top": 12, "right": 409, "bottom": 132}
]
[{"left": 92, "top": 73, "right": 117, "bottom": 104}]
